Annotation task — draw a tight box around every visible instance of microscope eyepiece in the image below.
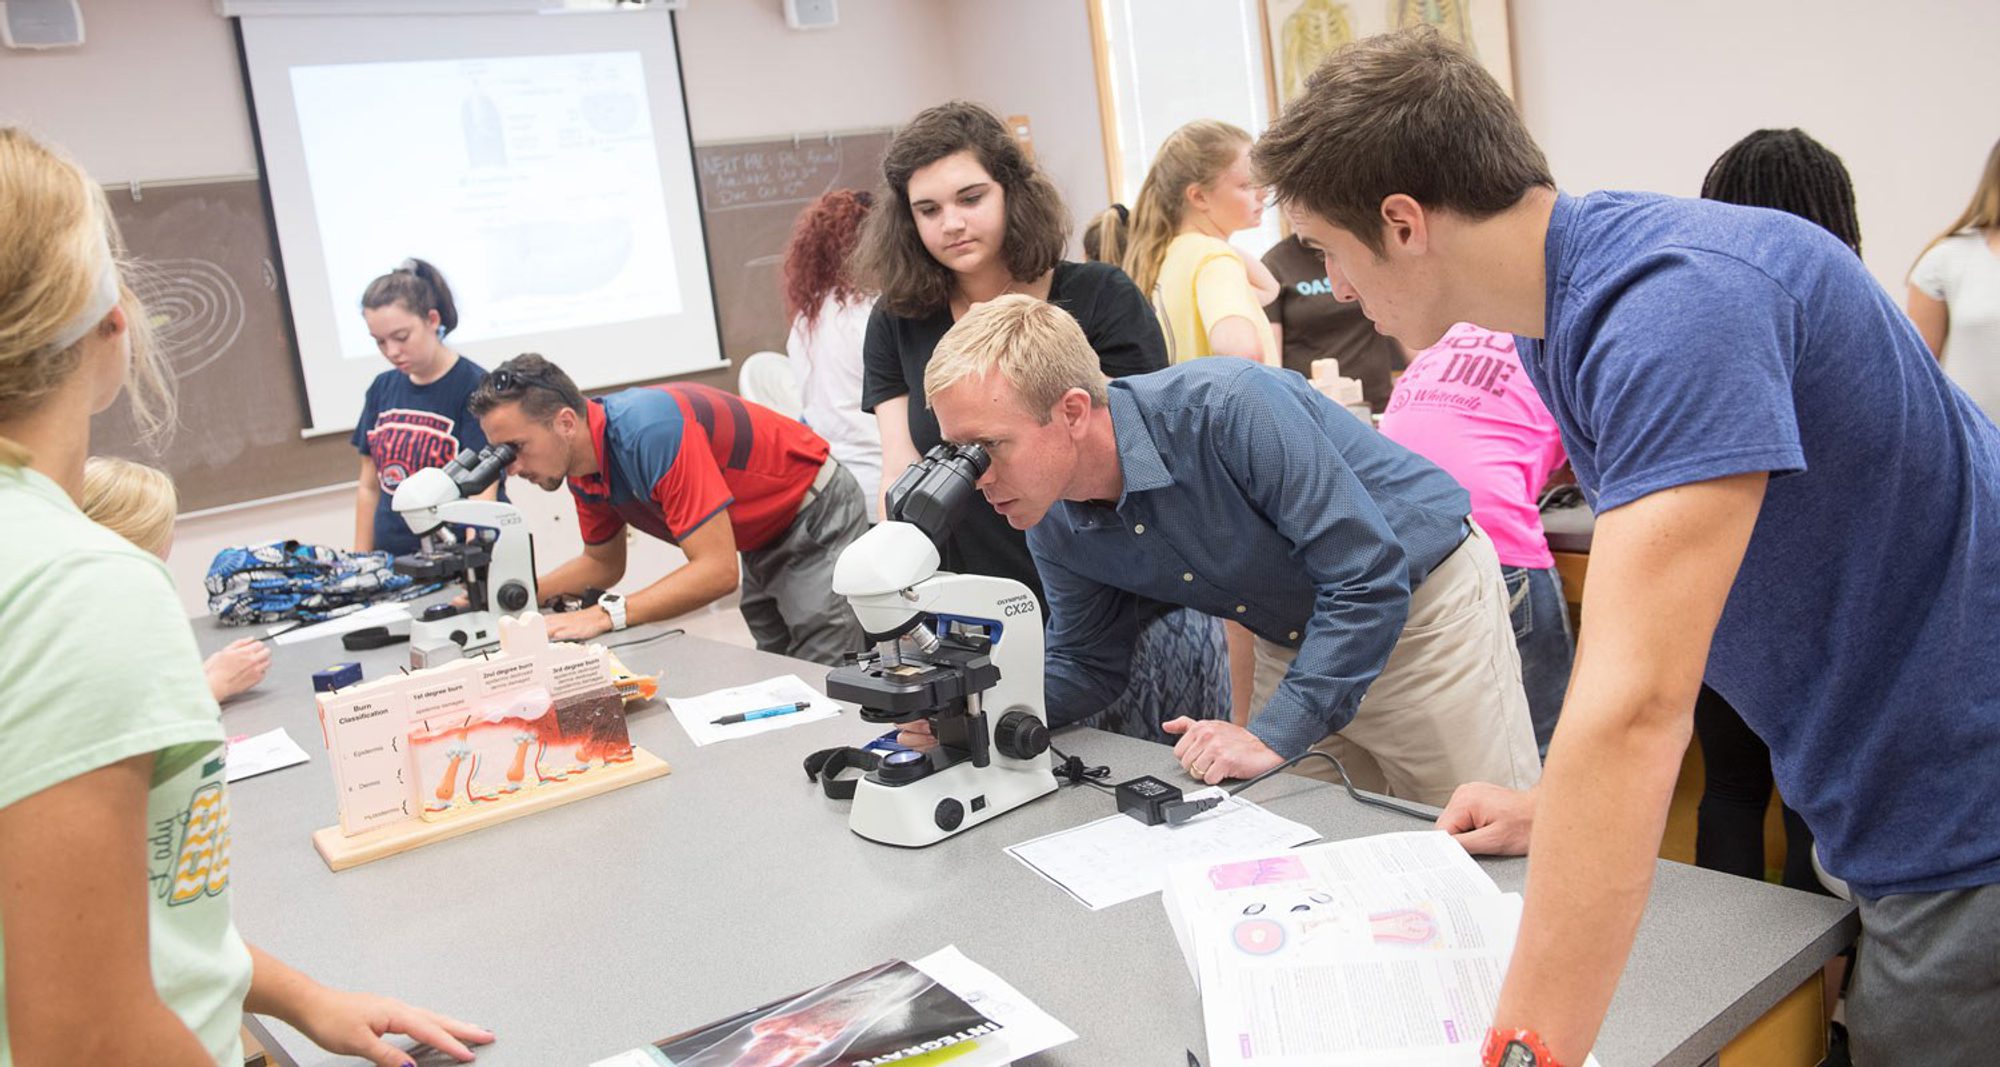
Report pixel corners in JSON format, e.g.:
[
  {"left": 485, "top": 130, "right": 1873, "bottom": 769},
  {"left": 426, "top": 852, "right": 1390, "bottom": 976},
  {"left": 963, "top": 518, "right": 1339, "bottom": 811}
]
[
  {"left": 447, "top": 443, "right": 518, "bottom": 496},
  {"left": 886, "top": 443, "right": 989, "bottom": 549}
]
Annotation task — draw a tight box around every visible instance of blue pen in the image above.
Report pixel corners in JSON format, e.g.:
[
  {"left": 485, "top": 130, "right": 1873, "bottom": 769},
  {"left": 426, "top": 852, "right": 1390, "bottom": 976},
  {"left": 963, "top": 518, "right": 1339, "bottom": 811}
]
[{"left": 711, "top": 700, "right": 811, "bottom": 726}]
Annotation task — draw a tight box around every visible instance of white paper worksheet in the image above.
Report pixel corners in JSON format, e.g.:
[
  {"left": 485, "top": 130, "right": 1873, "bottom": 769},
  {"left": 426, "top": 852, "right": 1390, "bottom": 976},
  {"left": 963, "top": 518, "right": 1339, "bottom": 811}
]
[
  {"left": 224, "top": 727, "right": 311, "bottom": 783},
  {"left": 667, "top": 673, "right": 843, "bottom": 746},
  {"left": 1006, "top": 790, "right": 1322, "bottom": 910}
]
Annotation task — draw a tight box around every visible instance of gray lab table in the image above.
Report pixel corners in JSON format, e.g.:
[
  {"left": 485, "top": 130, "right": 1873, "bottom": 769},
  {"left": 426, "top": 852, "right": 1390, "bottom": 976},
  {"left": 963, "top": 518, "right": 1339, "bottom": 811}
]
[{"left": 201, "top": 621, "right": 1855, "bottom": 1067}]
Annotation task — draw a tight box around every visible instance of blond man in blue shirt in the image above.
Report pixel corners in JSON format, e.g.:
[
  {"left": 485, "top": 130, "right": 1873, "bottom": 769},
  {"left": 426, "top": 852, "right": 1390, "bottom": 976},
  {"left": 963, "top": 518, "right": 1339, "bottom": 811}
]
[{"left": 922, "top": 294, "right": 1539, "bottom": 806}]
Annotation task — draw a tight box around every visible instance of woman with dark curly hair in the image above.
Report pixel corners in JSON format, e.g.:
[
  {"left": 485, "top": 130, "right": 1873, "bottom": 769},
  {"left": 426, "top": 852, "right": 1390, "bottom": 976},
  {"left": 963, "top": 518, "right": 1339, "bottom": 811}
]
[
  {"left": 853, "top": 101, "right": 1230, "bottom": 743},
  {"left": 783, "top": 188, "right": 882, "bottom": 519}
]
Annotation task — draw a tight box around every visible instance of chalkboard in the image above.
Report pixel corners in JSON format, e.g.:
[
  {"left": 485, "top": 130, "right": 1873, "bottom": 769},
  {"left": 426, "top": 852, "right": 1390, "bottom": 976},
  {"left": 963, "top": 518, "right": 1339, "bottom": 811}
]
[
  {"left": 90, "top": 179, "right": 357, "bottom": 514},
  {"left": 693, "top": 131, "right": 891, "bottom": 364},
  {"left": 87, "top": 130, "right": 892, "bottom": 515}
]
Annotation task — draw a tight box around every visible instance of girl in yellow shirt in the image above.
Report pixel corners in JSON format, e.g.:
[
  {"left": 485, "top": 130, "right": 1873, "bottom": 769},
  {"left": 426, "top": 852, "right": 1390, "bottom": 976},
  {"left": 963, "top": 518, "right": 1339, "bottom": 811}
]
[{"left": 1119, "top": 120, "right": 1280, "bottom": 365}]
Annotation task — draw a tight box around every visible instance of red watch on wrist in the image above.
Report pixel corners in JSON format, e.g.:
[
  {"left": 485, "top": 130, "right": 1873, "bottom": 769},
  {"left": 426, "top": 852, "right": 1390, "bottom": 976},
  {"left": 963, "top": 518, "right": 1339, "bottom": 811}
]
[{"left": 1482, "top": 1027, "right": 1562, "bottom": 1067}]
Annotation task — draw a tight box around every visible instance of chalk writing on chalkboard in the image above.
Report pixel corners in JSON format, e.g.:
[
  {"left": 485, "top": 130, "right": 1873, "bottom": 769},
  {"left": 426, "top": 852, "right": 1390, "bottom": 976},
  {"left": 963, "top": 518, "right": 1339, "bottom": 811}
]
[
  {"left": 697, "top": 143, "right": 847, "bottom": 213},
  {"left": 134, "top": 257, "right": 254, "bottom": 380},
  {"left": 691, "top": 130, "right": 890, "bottom": 370}
]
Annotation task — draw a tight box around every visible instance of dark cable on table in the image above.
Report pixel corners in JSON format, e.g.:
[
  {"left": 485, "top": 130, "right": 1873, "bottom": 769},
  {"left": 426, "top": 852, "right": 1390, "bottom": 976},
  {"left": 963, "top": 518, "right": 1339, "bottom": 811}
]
[
  {"left": 1048, "top": 740, "right": 1435, "bottom": 823},
  {"left": 1047, "top": 740, "right": 1117, "bottom": 794},
  {"left": 603, "top": 627, "right": 686, "bottom": 651},
  {"left": 1227, "top": 750, "right": 1436, "bottom": 821}
]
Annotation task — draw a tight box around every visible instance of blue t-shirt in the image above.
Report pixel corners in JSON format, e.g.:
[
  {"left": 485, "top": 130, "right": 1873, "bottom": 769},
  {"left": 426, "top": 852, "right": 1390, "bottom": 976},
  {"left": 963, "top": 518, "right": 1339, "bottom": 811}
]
[
  {"left": 350, "top": 356, "right": 498, "bottom": 557},
  {"left": 1519, "top": 191, "right": 2000, "bottom": 897}
]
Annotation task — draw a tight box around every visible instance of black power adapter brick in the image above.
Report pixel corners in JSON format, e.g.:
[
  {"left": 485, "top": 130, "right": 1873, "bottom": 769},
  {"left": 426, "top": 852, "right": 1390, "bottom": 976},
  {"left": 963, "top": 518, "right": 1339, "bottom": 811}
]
[
  {"left": 1116, "top": 775, "right": 1223, "bottom": 827},
  {"left": 1116, "top": 775, "right": 1182, "bottom": 825}
]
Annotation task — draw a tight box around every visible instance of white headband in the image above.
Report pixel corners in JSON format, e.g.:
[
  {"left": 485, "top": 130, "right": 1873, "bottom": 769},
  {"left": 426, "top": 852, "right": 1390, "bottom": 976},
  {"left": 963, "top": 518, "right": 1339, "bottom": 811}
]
[{"left": 47, "top": 240, "right": 121, "bottom": 353}]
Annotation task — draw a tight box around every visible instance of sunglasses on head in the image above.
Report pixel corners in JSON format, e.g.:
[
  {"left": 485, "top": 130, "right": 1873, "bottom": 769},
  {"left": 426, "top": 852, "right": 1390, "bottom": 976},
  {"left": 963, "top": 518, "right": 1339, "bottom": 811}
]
[{"left": 486, "top": 367, "right": 555, "bottom": 394}]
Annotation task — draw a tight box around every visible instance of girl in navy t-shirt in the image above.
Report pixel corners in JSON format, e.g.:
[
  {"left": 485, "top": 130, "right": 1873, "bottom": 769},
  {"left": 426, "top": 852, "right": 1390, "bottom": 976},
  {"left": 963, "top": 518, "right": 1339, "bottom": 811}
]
[{"left": 350, "top": 258, "right": 499, "bottom": 557}]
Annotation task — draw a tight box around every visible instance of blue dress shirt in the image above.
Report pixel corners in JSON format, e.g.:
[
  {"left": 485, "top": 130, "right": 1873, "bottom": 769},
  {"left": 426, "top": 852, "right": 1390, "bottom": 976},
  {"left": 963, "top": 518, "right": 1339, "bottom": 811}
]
[{"left": 1028, "top": 360, "right": 1470, "bottom": 756}]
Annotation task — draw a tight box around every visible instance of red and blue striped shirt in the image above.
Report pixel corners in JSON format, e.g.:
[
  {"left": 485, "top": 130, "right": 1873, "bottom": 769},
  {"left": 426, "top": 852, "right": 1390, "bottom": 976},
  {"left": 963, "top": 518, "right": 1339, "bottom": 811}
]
[{"left": 568, "top": 384, "right": 829, "bottom": 552}]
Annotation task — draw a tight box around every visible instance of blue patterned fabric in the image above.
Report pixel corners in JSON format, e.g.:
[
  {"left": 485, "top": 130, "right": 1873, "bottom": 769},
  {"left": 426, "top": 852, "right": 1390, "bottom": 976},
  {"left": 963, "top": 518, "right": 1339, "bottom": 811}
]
[
  {"left": 204, "top": 541, "right": 440, "bottom": 625},
  {"left": 1077, "top": 605, "right": 1230, "bottom": 744}
]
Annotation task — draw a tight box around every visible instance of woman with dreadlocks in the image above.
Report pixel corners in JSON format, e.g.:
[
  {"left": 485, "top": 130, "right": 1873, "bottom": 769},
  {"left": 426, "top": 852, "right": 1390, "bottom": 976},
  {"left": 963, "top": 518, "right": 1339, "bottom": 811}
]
[
  {"left": 1690, "top": 127, "right": 1858, "bottom": 900},
  {"left": 1908, "top": 138, "right": 2000, "bottom": 421}
]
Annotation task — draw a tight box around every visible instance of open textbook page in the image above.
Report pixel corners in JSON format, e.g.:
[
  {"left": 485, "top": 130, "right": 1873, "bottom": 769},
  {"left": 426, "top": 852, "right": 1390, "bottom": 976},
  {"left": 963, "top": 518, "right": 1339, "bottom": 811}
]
[
  {"left": 1165, "top": 832, "right": 1601, "bottom": 1067},
  {"left": 1163, "top": 830, "right": 1501, "bottom": 983}
]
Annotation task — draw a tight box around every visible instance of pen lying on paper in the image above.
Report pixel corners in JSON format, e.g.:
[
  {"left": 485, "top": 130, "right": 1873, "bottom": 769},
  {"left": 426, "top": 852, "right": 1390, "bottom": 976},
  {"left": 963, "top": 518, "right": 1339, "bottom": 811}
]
[{"left": 711, "top": 700, "right": 811, "bottom": 726}]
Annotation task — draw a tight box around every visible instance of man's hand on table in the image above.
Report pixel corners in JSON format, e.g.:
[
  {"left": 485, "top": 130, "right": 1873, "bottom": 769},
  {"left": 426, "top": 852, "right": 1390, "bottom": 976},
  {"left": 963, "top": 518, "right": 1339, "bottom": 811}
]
[
  {"left": 544, "top": 606, "right": 613, "bottom": 642},
  {"left": 1163, "top": 717, "right": 1285, "bottom": 784},
  {"left": 1437, "top": 781, "right": 1538, "bottom": 855}
]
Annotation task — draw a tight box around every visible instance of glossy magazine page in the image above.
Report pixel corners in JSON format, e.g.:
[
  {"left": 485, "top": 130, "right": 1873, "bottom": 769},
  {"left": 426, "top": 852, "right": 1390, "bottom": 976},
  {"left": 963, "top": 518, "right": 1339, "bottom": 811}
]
[{"left": 610, "top": 958, "right": 1002, "bottom": 1067}]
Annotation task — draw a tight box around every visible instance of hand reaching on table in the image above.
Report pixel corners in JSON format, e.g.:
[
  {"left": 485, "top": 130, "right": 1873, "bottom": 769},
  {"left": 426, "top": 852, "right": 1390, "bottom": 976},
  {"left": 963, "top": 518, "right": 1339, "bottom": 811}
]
[
  {"left": 1436, "top": 781, "right": 1538, "bottom": 855},
  {"left": 204, "top": 638, "right": 270, "bottom": 703},
  {"left": 1162, "top": 717, "right": 1285, "bottom": 784},
  {"left": 248, "top": 945, "right": 494, "bottom": 1067}
]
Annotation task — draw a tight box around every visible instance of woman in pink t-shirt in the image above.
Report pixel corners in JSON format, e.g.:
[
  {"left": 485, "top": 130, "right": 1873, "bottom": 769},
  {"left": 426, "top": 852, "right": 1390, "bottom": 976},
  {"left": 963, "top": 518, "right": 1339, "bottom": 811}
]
[{"left": 1379, "top": 322, "right": 1572, "bottom": 755}]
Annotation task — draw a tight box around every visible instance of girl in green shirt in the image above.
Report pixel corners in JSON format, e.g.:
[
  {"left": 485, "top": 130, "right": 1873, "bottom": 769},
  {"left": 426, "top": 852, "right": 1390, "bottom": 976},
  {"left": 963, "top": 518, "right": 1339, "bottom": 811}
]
[{"left": 0, "top": 127, "right": 493, "bottom": 1067}]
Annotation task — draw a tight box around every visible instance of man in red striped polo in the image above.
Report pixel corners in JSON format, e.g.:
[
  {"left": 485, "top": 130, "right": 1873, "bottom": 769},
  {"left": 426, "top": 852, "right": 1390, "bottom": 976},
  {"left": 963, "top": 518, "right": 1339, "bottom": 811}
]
[{"left": 470, "top": 353, "right": 867, "bottom": 664}]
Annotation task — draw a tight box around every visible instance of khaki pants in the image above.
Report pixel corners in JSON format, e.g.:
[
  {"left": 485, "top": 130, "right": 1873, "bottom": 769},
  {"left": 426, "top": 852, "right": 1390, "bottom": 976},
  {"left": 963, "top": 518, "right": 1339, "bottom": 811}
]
[{"left": 1250, "top": 521, "right": 1541, "bottom": 807}]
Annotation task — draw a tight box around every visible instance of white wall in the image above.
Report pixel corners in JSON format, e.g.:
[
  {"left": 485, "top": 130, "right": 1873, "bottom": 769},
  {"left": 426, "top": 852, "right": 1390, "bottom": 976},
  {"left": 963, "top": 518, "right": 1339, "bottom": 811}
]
[
  {"left": 676, "top": 0, "right": 955, "bottom": 142},
  {"left": 1512, "top": 0, "right": 2000, "bottom": 294},
  {"left": 945, "top": 0, "right": 1112, "bottom": 255},
  {"left": 0, "top": 0, "right": 256, "bottom": 184}
]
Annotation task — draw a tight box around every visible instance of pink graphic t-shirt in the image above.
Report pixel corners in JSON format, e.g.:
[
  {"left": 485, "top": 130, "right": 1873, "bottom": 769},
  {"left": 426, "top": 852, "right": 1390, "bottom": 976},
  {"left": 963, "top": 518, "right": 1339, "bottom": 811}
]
[{"left": 1379, "top": 323, "right": 1566, "bottom": 569}]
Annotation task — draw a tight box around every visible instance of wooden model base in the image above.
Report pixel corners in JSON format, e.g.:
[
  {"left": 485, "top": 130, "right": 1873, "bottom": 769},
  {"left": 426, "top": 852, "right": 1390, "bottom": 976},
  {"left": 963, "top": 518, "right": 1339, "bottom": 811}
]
[{"left": 311, "top": 747, "right": 671, "bottom": 872}]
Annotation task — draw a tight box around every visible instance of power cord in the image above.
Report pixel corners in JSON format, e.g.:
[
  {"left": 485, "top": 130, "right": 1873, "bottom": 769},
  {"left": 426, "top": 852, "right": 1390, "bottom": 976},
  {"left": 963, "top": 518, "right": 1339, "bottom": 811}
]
[
  {"left": 1227, "top": 750, "right": 1435, "bottom": 822},
  {"left": 603, "top": 627, "right": 686, "bottom": 651},
  {"left": 1049, "top": 743, "right": 1436, "bottom": 824},
  {"left": 1047, "top": 740, "right": 1116, "bottom": 795}
]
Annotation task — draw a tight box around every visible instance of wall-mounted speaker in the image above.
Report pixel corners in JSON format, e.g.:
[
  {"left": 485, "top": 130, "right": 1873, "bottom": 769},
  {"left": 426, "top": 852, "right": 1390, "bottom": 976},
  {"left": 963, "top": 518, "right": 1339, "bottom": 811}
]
[
  {"left": 783, "top": 0, "right": 836, "bottom": 31},
  {"left": 0, "top": 0, "right": 85, "bottom": 50}
]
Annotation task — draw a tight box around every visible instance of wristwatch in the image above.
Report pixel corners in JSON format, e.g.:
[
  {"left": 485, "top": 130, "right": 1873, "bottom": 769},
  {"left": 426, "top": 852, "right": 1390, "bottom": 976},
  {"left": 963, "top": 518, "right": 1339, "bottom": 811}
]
[
  {"left": 1482, "top": 1028, "right": 1561, "bottom": 1067},
  {"left": 597, "top": 592, "right": 629, "bottom": 631}
]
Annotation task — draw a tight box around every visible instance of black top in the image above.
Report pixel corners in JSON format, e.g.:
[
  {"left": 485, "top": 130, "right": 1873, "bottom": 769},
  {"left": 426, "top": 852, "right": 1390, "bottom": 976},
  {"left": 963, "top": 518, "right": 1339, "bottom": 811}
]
[
  {"left": 1262, "top": 235, "right": 1402, "bottom": 412},
  {"left": 861, "top": 260, "right": 1167, "bottom": 604}
]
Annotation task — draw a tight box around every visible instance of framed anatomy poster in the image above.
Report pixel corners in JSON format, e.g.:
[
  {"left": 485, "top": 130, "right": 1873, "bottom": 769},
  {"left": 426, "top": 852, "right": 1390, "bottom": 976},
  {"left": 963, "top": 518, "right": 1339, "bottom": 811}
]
[{"left": 1263, "top": 0, "right": 1517, "bottom": 109}]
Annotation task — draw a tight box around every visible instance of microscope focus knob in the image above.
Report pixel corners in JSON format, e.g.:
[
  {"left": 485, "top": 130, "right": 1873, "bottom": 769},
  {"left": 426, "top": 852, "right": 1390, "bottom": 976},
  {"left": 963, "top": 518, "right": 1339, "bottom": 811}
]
[
  {"left": 496, "top": 581, "right": 531, "bottom": 612},
  {"left": 994, "top": 710, "right": 1050, "bottom": 760}
]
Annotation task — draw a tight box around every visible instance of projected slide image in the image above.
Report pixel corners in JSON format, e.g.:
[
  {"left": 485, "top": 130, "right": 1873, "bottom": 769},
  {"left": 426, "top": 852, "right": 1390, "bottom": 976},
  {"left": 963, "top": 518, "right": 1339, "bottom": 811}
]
[{"left": 290, "top": 51, "right": 681, "bottom": 361}]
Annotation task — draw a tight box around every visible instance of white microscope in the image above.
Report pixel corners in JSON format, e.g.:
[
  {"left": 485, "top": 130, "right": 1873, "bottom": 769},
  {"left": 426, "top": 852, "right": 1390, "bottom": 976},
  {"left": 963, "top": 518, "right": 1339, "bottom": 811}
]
[
  {"left": 391, "top": 443, "right": 539, "bottom": 668},
  {"left": 824, "top": 444, "right": 1058, "bottom": 847}
]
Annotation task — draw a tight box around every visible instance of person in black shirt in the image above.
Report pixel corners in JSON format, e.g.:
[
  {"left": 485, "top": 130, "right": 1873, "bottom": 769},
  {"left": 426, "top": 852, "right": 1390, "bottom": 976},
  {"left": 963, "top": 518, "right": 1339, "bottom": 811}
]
[
  {"left": 1261, "top": 234, "right": 1402, "bottom": 412},
  {"left": 852, "top": 101, "right": 1227, "bottom": 739}
]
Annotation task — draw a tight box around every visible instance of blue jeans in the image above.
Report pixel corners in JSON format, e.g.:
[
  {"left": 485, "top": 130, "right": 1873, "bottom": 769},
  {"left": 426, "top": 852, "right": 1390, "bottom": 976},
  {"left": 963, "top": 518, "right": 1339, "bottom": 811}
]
[{"left": 1502, "top": 565, "right": 1574, "bottom": 757}]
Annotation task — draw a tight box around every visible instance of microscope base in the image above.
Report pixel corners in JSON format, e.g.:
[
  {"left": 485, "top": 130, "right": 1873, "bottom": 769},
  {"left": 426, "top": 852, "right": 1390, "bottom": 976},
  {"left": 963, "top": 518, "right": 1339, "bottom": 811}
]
[
  {"left": 848, "top": 752, "right": 1056, "bottom": 847},
  {"left": 408, "top": 612, "right": 501, "bottom": 669}
]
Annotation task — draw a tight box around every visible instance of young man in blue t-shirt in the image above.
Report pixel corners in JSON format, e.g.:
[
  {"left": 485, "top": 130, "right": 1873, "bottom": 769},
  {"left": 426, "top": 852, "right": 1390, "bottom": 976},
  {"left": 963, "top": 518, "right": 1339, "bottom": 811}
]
[{"left": 1253, "top": 28, "right": 2000, "bottom": 1067}]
